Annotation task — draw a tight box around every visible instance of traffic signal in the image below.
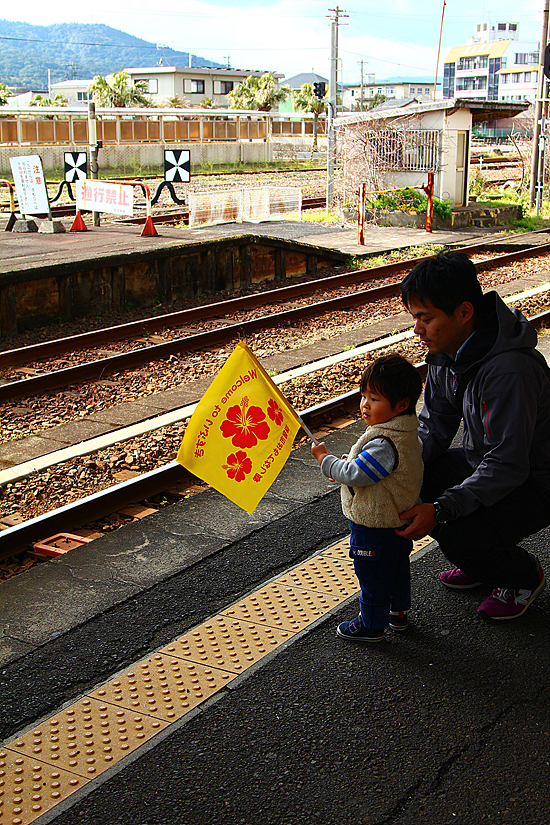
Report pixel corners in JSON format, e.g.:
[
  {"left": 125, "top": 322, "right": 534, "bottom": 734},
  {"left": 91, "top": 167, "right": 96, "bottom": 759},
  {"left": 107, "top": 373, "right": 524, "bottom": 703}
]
[
  {"left": 544, "top": 43, "right": 550, "bottom": 80},
  {"left": 313, "top": 82, "right": 326, "bottom": 100}
]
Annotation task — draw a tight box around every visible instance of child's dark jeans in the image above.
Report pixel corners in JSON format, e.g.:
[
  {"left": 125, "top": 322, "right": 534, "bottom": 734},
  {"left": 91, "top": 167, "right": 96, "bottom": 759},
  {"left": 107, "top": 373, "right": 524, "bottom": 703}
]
[{"left": 349, "top": 520, "right": 412, "bottom": 630}]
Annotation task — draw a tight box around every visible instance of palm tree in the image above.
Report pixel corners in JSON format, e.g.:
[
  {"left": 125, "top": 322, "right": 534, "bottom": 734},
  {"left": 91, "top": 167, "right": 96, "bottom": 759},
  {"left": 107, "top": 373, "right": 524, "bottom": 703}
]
[
  {"left": 228, "top": 72, "right": 291, "bottom": 112},
  {"left": 88, "top": 71, "right": 151, "bottom": 107},
  {"left": 0, "top": 83, "right": 12, "bottom": 105},
  {"left": 293, "top": 83, "right": 327, "bottom": 154},
  {"left": 29, "top": 93, "right": 68, "bottom": 106}
]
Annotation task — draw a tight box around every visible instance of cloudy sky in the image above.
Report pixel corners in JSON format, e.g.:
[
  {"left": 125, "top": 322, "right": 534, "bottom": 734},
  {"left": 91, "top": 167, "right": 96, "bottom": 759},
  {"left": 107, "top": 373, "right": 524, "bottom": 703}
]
[{"left": 3, "top": 0, "right": 546, "bottom": 82}]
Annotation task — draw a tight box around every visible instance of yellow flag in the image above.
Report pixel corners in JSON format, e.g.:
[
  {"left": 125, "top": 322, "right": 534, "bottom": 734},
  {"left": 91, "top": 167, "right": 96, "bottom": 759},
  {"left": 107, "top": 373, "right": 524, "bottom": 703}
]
[{"left": 177, "top": 341, "right": 303, "bottom": 513}]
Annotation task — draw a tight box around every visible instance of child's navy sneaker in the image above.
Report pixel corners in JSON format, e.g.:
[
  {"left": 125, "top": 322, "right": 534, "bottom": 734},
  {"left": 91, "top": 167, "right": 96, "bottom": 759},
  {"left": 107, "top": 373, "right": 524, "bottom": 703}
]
[
  {"left": 336, "top": 615, "right": 384, "bottom": 642},
  {"left": 388, "top": 610, "right": 408, "bottom": 631}
]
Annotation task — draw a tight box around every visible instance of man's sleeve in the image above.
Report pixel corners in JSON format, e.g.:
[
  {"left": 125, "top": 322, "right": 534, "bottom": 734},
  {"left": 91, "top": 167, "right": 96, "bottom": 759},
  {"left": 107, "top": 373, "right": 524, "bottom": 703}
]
[{"left": 320, "top": 437, "right": 397, "bottom": 486}]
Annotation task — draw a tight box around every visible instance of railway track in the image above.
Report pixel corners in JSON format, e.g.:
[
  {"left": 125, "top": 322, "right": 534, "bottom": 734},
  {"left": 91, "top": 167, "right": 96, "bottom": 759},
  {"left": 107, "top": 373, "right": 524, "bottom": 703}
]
[
  {"left": 1, "top": 304, "right": 549, "bottom": 561},
  {"left": 1, "top": 235, "right": 550, "bottom": 404}
]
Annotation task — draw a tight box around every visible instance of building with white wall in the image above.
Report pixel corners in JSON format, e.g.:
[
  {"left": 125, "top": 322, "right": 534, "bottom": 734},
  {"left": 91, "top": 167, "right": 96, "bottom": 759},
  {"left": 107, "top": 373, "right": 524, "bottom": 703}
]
[
  {"left": 343, "top": 77, "right": 437, "bottom": 111},
  {"left": 335, "top": 98, "right": 528, "bottom": 207},
  {"left": 443, "top": 22, "right": 539, "bottom": 103},
  {"left": 50, "top": 67, "right": 283, "bottom": 108}
]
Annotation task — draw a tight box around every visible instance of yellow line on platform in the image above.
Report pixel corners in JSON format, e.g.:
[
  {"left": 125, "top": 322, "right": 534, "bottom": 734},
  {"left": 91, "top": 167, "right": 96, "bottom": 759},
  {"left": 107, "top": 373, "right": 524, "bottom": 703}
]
[{"left": 0, "top": 535, "right": 432, "bottom": 825}]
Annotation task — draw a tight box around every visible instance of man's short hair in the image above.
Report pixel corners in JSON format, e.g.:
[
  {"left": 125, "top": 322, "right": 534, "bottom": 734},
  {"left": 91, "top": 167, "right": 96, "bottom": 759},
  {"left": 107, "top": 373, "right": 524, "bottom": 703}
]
[
  {"left": 360, "top": 353, "right": 422, "bottom": 416},
  {"left": 400, "top": 251, "right": 484, "bottom": 316}
]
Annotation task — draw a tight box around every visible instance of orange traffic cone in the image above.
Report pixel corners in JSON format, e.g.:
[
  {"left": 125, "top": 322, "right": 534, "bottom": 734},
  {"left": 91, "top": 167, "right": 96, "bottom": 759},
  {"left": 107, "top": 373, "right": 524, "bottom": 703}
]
[
  {"left": 141, "top": 215, "right": 158, "bottom": 237},
  {"left": 70, "top": 210, "right": 88, "bottom": 232}
]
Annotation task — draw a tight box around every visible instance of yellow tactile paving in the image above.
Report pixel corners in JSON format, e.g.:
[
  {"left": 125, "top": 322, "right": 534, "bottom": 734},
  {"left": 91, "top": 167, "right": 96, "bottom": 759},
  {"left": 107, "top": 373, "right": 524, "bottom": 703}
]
[
  {"left": 0, "top": 749, "right": 88, "bottom": 825},
  {"left": 318, "top": 539, "right": 351, "bottom": 559},
  {"left": 89, "top": 653, "right": 237, "bottom": 722},
  {"left": 1, "top": 532, "right": 435, "bottom": 825},
  {"left": 223, "top": 582, "right": 346, "bottom": 631},
  {"left": 276, "top": 555, "right": 357, "bottom": 597},
  {"left": 159, "top": 615, "right": 293, "bottom": 673},
  {"left": 6, "top": 697, "right": 167, "bottom": 779}
]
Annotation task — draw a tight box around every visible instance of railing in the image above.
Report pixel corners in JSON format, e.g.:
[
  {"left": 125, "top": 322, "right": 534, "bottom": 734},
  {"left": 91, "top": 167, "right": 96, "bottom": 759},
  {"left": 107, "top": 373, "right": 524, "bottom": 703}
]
[{"left": 0, "top": 107, "right": 325, "bottom": 147}]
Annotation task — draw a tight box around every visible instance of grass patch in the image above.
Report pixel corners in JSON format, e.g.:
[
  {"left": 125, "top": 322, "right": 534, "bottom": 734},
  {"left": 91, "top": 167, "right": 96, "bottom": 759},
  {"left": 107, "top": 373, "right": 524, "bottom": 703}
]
[{"left": 302, "top": 208, "right": 340, "bottom": 223}]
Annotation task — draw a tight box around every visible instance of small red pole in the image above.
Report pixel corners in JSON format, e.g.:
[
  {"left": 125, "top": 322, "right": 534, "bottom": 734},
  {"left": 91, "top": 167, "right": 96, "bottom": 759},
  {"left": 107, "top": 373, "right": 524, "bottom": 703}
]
[
  {"left": 358, "top": 183, "right": 365, "bottom": 245},
  {"left": 423, "top": 173, "right": 434, "bottom": 233}
]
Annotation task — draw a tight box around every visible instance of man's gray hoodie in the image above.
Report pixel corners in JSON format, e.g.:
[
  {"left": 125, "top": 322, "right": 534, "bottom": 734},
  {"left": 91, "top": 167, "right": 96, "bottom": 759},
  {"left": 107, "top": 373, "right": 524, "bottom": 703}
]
[{"left": 420, "top": 290, "right": 550, "bottom": 520}]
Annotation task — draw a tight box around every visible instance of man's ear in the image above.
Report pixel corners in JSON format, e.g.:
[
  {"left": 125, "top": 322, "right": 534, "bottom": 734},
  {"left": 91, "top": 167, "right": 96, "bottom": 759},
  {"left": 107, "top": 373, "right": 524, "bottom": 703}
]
[{"left": 456, "top": 301, "right": 475, "bottom": 324}]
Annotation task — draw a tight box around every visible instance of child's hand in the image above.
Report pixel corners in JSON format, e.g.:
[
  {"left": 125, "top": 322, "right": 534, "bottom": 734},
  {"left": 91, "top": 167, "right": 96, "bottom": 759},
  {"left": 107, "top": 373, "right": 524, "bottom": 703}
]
[{"left": 311, "top": 441, "right": 329, "bottom": 465}]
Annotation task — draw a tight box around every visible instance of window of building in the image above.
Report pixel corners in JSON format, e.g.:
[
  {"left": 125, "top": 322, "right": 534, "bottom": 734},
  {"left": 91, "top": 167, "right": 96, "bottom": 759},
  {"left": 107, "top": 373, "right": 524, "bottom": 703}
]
[
  {"left": 515, "top": 53, "right": 528, "bottom": 64},
  {"left": 77, "top": 92, "right": 89, "bottom": 102},
  {"left": 410, "top": 87, "right": 415, "bottom": 94},
  {"left": 191, "top": 79, "right": 205, "bottom": 94},
  {"left": 509, "top": 23, "right": 517, "bottom": 31},
  {"left": 220, "top": 80, "right": 233, "bottom": 94},
  {"left": 386, "top": 87, "right": 394, "bottom": 96},
  {"left": 512, "top": 72, "right": 521, "bottom": 82},
  {"left": 425, "top": 87, "right": 431, "bottom": 95},
  {"left": 134, "top": 78, "right": 157, "bottom": 94},
  {"left": 458, "top": 55, "right": 488, "bottom": 70},
  {"left": 498, "top": 23, "right": 506, "bottom": 31}
]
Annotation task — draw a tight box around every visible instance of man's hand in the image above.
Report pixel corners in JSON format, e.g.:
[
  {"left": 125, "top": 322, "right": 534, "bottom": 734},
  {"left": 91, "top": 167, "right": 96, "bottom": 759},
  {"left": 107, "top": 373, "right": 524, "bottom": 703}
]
[
  {"left": 395, "top": 503, "right": 437, "bottom": 541},
  {"left": 311, "top": 441, "right": 328, "bottom": 466}
]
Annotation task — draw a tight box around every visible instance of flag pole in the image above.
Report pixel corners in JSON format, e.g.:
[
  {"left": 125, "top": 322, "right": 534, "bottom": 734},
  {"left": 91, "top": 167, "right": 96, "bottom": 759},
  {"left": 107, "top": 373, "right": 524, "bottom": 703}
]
[{"left": 298, "top": 418, "right": 320, "bottom": 445}]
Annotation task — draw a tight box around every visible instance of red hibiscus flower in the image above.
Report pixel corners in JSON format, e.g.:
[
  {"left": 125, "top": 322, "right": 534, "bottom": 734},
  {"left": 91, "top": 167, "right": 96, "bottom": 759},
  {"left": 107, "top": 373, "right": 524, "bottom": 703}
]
[
  {"left": 223, "top": 450, "right": 252, "bottom": 482},
  {"left": 220, "top": 397, "right": 270, "bottom": 448},
  {"left": 267, "top": 398, "right": 284, "bottom": 427}
]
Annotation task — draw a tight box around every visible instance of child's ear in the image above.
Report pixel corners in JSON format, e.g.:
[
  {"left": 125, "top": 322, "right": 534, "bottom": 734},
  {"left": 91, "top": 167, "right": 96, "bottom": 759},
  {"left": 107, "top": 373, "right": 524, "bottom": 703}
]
[{"left": 395, "top": 398, "right": 409, "bottom": 414}]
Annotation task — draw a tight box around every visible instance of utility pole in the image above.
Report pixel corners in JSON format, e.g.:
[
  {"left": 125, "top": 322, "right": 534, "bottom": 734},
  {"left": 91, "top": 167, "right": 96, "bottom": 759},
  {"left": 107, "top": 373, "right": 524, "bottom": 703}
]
[
  {"left": 326, "top": 6, "right": 347, "bottom": 208},
  {"left": 359, "top": 60, "right": 365, "bottom": 111},
  {"left": 530, "top": 0, "right": 550, "bottom": 207}
]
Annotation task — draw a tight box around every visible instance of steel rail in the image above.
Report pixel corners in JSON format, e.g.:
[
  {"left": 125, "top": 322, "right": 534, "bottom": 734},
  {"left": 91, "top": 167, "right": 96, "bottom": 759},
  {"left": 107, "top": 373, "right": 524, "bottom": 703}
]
[
  {"left": 2, "top": 240, "right": 550, "bottom": 404},
  {"left": 0, "top": 281, "right": 402, "bottom": 402},
  {"left": 1, "top": 229, "right": 548, "bottom": 372},
  {"left": 2, "top": 307, "right": 548, "bottom": 558}
]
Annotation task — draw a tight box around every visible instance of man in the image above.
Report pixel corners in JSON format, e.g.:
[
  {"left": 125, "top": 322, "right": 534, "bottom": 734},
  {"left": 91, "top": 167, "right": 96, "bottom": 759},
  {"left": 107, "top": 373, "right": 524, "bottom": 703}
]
[{"left": 396, "top": 250, "right": 550, "bottom": 620}]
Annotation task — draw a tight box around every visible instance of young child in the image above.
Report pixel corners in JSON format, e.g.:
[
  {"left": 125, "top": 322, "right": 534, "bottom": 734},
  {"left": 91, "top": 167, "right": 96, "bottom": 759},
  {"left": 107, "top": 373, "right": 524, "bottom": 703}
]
[{"left": 312, "top": 353, "right": 423, "bottom": 642}]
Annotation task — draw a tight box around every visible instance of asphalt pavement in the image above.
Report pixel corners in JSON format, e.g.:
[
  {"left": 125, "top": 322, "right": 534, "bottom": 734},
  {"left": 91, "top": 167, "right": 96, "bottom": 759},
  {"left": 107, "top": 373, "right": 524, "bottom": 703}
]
[{"left": 2, "top": 418, "right": 550, "bottom": 825}]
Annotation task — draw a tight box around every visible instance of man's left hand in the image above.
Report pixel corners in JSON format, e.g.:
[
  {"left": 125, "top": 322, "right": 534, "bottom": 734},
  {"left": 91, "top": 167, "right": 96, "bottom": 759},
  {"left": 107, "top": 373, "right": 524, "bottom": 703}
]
[{"left": 395, "top": 503, "right": 437, "bottom": 541}]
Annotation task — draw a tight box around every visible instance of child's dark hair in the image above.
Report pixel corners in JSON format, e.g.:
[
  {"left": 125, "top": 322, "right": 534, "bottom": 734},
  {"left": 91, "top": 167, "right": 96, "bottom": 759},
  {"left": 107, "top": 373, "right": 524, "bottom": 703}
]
[{"left": 360, "top": 353, "right": 422, "bottom": 416}]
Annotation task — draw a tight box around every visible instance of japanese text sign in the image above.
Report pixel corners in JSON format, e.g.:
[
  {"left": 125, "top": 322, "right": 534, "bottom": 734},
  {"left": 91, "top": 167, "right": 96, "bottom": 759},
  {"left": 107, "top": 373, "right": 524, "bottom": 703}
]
[
  {"left": 76, "top": 180, "right": 134, "bottom": 216},
  {"left": 177, "top": 341, "right": 303, "bottom": 513},
  {"left": 10, "top": 154, "right": 50, "bottom": 216}
]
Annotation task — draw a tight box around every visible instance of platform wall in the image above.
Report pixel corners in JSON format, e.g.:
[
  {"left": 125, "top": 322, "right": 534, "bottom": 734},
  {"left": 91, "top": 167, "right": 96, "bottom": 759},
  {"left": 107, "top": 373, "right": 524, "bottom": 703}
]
[{"left": 0, "top": 236, "right": 347, "bottom": 337}]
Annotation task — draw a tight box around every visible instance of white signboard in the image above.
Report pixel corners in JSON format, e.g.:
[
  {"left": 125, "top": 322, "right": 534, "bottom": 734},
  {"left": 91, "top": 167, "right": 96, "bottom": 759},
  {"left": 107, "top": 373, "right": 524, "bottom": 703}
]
[
  {"left": 76, "top": 180, "right": 134, "bottom": 216},
  {"left": 10, "top": 154, "right": 50, "bottom": 216}
]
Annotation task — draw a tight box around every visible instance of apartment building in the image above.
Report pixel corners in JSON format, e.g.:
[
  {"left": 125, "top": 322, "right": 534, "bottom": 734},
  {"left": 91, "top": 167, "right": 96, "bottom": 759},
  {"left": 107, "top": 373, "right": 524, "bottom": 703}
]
[{"left": 443, "top": 22, "right": 539, "bottom": 103}]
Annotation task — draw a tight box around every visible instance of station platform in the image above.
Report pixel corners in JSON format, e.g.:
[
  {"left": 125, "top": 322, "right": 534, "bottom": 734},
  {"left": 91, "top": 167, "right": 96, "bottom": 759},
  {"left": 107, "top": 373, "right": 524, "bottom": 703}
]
[
  {"left": 2, "top": 221, "right": 550, "bottom": 824},
  {"left": 2, "top": 411, "right": 550, "bottom": 824},
  {"left": 0, "top": 215, "right": 509, "bottom": 277}
]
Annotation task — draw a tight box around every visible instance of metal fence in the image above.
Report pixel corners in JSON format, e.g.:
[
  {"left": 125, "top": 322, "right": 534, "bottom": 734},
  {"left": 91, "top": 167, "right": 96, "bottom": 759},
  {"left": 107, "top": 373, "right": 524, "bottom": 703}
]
[
  {"left": 365, "top": 129, "right": 441, "bottom": 172},
  {"left": 0, "top": 108, "right": 325, "bottom": 147}
]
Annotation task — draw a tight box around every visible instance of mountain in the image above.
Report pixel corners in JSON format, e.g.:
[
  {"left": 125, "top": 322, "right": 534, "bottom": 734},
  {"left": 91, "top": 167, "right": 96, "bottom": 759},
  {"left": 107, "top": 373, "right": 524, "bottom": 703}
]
[{"left": 0, "top": 20, "right": 225, "bottom": 90}]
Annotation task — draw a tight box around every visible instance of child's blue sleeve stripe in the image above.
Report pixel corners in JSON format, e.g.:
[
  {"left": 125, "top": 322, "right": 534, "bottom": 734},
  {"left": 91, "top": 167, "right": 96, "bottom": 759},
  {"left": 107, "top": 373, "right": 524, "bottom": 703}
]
[{"left": 355, "top": 451, "right": 390, "bottom": 479}]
